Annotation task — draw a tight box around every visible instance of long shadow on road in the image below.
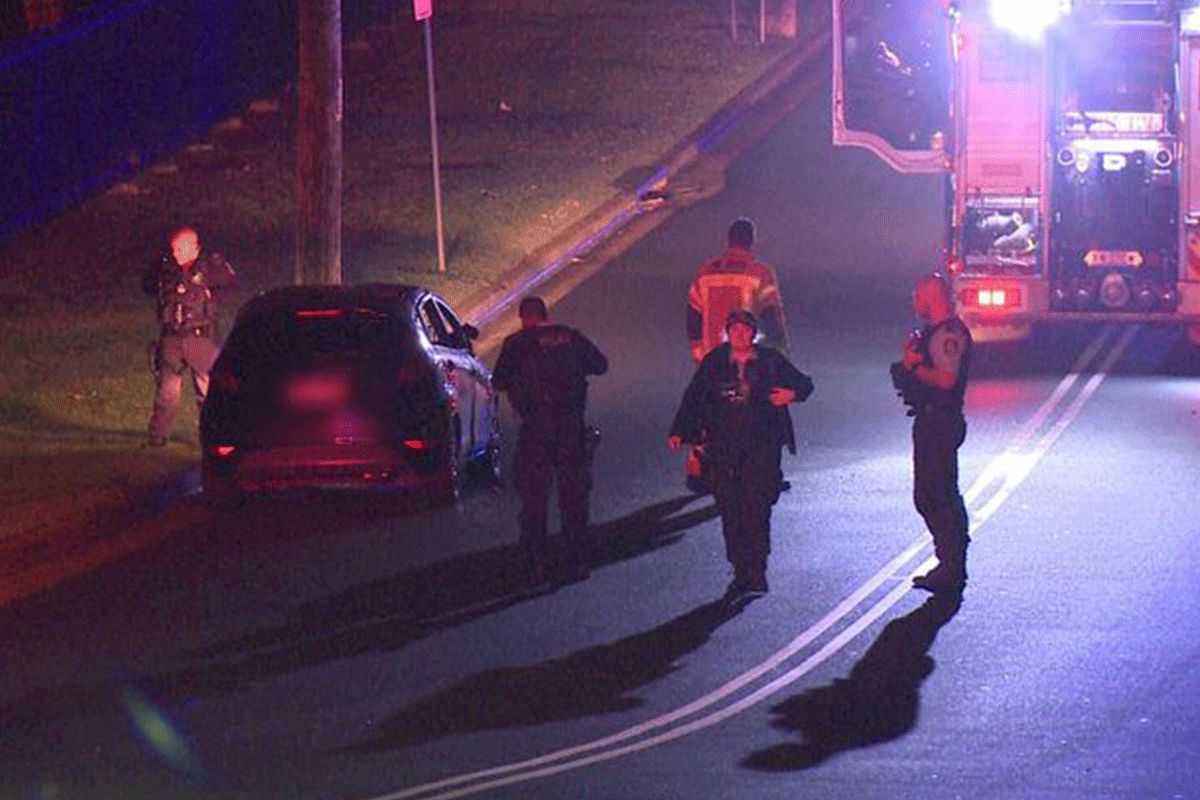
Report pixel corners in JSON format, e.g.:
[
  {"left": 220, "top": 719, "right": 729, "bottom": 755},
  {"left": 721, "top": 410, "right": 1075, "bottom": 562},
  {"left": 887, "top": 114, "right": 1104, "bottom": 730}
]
[
  {"left": 182, "top": 494, "right": 718, "bottom": 665},
  {"left": 341, "top": 596, "right": 746, "bottom": 752},
  {"left": 0, "top": 495, "right": 718, "bottom": 734},
  {"left": 740, "top": 593, "right": 961, "bottom": 772}
]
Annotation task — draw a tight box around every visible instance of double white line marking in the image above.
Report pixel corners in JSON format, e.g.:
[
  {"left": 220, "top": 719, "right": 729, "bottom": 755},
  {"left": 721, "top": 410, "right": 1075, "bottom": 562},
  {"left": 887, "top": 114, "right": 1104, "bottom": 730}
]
[{"left": 367, "top": 325, "right": 1137, "bottom": 800}]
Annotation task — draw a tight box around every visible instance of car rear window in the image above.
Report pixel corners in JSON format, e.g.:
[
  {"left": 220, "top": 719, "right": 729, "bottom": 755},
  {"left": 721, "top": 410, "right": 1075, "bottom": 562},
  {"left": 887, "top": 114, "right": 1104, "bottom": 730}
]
[{"left": 229, "top": 307, "right": 411, "bottom": 367}]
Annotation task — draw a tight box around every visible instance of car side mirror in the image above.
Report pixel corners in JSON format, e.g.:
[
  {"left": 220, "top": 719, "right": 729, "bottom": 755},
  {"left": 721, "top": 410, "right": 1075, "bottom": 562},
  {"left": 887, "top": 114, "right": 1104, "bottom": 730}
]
[{"left": 462, "top": 323, "right": 480, "bottom": 340}]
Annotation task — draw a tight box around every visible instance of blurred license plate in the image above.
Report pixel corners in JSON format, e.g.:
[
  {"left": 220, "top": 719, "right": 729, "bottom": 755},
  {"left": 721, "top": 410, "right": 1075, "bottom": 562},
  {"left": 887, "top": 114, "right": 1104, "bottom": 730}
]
[{"left": 287, "top": 374, "right": 348, "bottom": 407}]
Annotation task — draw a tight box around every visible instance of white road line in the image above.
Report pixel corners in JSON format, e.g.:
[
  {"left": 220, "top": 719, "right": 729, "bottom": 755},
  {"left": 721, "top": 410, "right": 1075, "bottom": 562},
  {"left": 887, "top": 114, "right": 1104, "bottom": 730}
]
[
  {"left": 969, "top": 326, "right": 1136, "bottom": 526},
  {"left": 377, "top": 540, "right": 929, "bottom": 800},
  {"left": 1007, "top": 325, "right": 1115, "bottom": 448},
  {"left": 963, "top": 325, "right": 1114, "bottom": 507},
  {"left": 366, "top": 326, "right": 1130, "bottom": 800},
  {"left": 408, "top": 581, "right": 918, "bottom": 800}
]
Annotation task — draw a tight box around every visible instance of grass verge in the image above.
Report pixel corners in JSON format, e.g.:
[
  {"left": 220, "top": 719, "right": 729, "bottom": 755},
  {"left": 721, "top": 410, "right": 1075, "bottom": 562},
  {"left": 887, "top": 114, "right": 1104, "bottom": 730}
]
[{"left": 0, "top": 0, "right": 817, "bottom": 568}]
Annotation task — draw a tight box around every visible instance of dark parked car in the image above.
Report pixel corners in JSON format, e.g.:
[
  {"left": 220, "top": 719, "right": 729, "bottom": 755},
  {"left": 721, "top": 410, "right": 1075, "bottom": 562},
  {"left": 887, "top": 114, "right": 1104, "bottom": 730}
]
[{"left": 200, "top": 283, "right": 500, "bottom": 505}]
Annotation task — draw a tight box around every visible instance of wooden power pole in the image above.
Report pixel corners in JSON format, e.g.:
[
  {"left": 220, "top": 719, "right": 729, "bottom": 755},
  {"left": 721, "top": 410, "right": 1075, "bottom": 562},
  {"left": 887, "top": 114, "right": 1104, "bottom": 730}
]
[{"left": 295, "top": 0, "right": 343, "bottom": 285}]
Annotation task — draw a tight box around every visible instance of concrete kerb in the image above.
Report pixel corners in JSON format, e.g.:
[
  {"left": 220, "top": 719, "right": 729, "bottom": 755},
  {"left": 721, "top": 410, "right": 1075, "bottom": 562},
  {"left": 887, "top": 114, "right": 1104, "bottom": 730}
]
[{"left": 459, "top": 26, "right": 832, "bottom": 330}]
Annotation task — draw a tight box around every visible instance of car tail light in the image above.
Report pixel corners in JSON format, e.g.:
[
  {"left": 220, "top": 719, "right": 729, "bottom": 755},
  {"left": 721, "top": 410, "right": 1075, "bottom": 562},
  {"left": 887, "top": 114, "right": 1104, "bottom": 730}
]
[
  {"left": 403, "top": 439, "right": 430, "bottom": 450},
  {"left": 213, "top": 445, "right": 236, "bottom": 458}
]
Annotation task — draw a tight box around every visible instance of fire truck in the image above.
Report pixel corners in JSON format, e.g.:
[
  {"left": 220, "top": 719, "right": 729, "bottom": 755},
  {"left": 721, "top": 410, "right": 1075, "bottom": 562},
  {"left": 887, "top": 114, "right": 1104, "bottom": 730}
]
[{"left": 832, "top": 0, "right": 1200, "bottom": 343}]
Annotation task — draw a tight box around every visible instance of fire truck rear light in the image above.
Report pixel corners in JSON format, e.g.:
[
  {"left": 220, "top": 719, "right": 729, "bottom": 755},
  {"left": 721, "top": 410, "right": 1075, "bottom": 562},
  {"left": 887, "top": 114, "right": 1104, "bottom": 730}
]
[{"left": 965, "top": 287, "right": 1022, "bottom": 309}]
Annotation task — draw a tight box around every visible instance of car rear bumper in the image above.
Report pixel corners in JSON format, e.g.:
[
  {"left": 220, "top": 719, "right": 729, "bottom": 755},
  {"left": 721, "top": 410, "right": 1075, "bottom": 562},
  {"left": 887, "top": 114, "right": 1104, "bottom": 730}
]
[{"left": 227, "top": 443, "right": 435, "bottom": 492}]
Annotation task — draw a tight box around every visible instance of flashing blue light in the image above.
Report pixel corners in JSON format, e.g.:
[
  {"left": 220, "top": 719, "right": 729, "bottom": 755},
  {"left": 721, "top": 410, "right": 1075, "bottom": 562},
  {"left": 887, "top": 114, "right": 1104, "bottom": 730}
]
[
  {"left": 1184, "top": 7, "right": 1200, "bottom": 34},
  {"left": 989, "top": 0, "right": 1065, "bottom": 40}
]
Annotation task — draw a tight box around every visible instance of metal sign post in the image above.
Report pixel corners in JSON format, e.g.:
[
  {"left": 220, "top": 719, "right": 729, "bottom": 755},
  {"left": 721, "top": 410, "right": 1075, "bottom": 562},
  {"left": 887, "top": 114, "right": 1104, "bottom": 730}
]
[{"left": 416, "top": 0, "right": 446, "bottom": 273}]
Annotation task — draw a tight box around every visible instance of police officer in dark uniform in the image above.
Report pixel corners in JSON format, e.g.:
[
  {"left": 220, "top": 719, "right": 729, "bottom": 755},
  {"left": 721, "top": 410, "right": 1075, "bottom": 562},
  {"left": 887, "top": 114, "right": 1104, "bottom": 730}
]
[
  {"left": 492, "top": 296, "right": 608, "bottom": 585},
  {"left": 141, "top": 227, "right": 236, "bottom": 447},
  {"left": 669, "top": 309, "right": 814, "bottom": 601},
  {"left": 891, "top": 274, "right": 973, "bottom": 595}
]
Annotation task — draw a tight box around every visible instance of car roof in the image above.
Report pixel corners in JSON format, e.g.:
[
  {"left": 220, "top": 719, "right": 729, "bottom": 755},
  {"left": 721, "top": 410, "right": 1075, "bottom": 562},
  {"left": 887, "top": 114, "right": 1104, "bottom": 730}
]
[{"left": 236, "top": 283, "right": 432, "bottom": 321}]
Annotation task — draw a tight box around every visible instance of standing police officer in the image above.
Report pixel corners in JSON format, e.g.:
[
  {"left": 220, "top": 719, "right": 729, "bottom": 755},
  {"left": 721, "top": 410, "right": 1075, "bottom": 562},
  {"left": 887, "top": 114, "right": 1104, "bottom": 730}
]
[
  {"left": 669, "top": 309, "right": 814, "bottom": 601},
  {"left": 141, "top": 227, "right": 236, "bottom": 447},
  {"left": 891, "top": 274, "right": 973, "bottom": 595},
  {"left": 492, "top": 296, "right": 609, "bottom": 585}
]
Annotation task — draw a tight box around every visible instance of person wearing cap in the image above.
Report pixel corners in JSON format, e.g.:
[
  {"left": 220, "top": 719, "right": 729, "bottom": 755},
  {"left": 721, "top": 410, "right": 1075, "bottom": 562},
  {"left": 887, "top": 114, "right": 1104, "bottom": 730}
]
[
  {"left": 492, "top": 296, "right": 609, "bottom": 586},
  {"left": 668, "top": 309, "right": 813, "bottom": 601},
  {"left": 140, "top": 226, "right": 236, "bottom": 447},
  {"left": 892, "top": 274, "right": 973, "bottom": 595},
  {"left": 684, "top": 217, "right": 788, "bottom": 492}
]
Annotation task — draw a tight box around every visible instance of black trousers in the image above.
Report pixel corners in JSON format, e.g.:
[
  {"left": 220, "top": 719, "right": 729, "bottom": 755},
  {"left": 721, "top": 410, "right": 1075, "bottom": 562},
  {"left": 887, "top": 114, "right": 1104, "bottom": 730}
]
[
  {"left": 912, "top": 408, "right": 969, "bottom": 576},
  {"left": 710, "top": 440, "right": 780, "bottom": 579},
  {"left": 514, "top": 414, "right": 590, "bottom": 563}
]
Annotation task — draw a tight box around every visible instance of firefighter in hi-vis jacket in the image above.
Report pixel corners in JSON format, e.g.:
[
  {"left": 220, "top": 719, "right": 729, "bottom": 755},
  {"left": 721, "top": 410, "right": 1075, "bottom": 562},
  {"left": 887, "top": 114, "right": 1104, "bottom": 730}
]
[{"left": 684, "top": 218, "right": 788, "bottom": 492}]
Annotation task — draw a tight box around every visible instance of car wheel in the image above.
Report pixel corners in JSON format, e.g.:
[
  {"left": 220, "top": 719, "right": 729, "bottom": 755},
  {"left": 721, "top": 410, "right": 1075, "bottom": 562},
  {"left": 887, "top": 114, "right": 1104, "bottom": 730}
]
[
  {"left": 425, "top": 421, "right": 463, "bottom": 507},
  {"left": 201, "top": 457, "right": 241, "bottom": 509},
  {"left": 478, "top": 442, "right": 501, "bottom": 487},
  {"left": 475, "top": 417, "right": 502, "bottom": 488}
]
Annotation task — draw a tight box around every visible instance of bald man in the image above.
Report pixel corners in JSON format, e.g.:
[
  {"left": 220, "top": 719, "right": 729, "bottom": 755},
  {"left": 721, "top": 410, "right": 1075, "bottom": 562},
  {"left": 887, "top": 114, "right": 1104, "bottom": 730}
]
[
  {"left": 141, "top": 227, "right": 236, "bottom": 447},
  {"left": 894, "top": 274, "right": 972, "bottom": 595}
]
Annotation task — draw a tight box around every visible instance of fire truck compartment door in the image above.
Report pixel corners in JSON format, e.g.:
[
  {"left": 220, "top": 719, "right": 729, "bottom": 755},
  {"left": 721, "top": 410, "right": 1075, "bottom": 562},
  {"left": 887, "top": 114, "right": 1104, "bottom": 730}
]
[
  {"left": 959, "top": 23, "right": 1045, "bottom": 196},
  {"left": 1183, "top": 35, "right": 1200, "bottom": 223},
  {"left": 832, "top": 0, "right": 952, "bottom": 173},
  {"left": 1178, "top": 34, "right": 1200, "bottom": 289}
]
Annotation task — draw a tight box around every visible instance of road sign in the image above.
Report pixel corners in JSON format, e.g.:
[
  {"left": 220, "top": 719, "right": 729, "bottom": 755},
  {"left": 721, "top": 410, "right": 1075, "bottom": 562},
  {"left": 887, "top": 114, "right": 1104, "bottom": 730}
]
[{"left": 414, "top": 0, "right": 431, "bottom": 21}]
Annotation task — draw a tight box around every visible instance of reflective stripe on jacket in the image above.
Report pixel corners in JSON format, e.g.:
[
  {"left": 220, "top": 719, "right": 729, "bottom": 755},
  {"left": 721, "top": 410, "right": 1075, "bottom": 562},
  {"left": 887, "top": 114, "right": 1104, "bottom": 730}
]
[{"left": 687, "top": 247, "right": 783, "bottom": 355}]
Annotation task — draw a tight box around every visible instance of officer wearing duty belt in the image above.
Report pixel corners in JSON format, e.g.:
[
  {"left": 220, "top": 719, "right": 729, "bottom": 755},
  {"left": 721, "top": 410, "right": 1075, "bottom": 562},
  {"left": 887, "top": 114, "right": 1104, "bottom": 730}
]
[
  {"left": 141, "top": 227, "right": 236, "bottom": 447},
  {"left": 492, "top": 296, "right": 608, "bottom": 586},
  {"left": 891, "top": 274, "right": 973, "bottom": 595}
]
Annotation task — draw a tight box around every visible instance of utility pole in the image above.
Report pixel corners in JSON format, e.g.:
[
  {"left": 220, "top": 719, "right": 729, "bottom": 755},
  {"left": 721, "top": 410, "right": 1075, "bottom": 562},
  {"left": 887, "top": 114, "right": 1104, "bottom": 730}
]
[
  {"left": 295, "top": 0, "right": 343, "bottom": 285},
  {"left": 416, "top": 0, "right": 446, "bottom": 273}
]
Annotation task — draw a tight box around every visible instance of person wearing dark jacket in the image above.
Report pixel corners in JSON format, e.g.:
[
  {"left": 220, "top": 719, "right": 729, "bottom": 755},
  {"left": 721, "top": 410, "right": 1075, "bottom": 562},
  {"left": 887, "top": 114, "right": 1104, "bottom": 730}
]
[
  {"left": 492, "top": 296, "right": 609, "bottom": 585},
  {"left": 141, "top": 227, "right": 236, "bottom": 447},
  {"left": 669, "top": 309, "right": 814, "bottom": 601}
]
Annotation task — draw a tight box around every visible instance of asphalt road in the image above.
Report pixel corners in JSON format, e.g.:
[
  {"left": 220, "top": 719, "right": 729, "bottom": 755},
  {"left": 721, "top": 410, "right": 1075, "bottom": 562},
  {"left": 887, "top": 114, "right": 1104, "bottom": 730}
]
[{"left": 5, "top": 75, "right": 1200, "bottom": 800}]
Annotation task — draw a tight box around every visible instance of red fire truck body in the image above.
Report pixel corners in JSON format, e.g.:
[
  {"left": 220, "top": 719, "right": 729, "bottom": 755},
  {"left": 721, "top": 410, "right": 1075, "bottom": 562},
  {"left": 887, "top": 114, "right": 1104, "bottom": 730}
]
[{"left": 833, "top": 0, "right": 1200, "bottom": 342}]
